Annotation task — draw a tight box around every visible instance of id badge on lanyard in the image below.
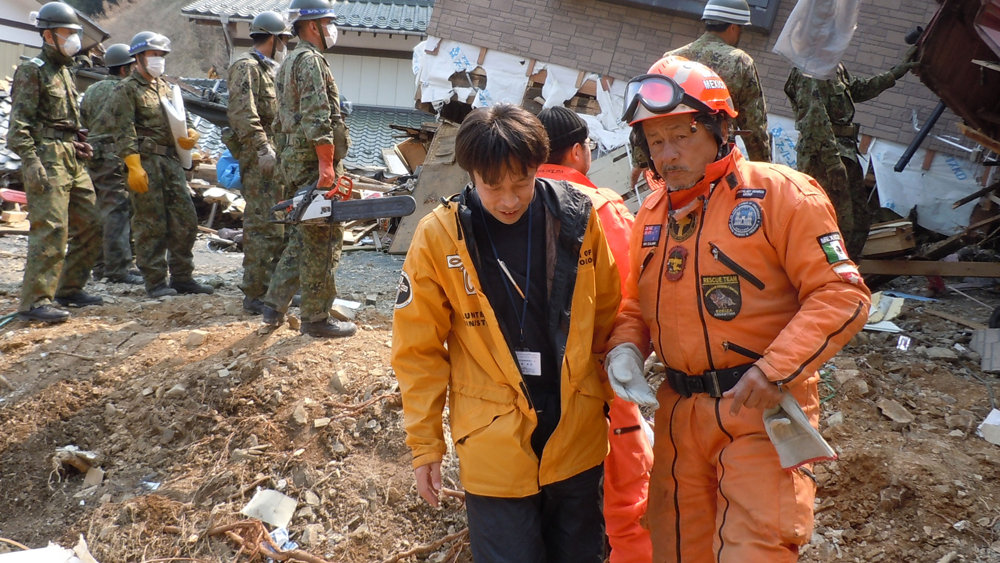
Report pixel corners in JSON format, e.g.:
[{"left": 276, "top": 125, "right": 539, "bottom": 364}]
[{"left": 515, "top": 348, "right": 542, "bottom": 376}]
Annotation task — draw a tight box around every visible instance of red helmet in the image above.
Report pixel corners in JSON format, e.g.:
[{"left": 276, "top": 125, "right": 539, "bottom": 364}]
[{"left": 622, "top": 56, "right": 738, "bottom": 125}]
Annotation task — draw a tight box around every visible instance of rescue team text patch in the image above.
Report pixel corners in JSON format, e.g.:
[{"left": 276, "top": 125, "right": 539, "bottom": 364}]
[
  {"left": 817, "top": 233, "right": 850, "bottom": 263},
  {"left": 701, "top": 275, "right": 741, "bottom": 320},
  {"left": 736, "top": 188, "right": 766, "bottom": 199},
  {"left": 728, "top": 201, "right": 762, "bottom": 238},
  {"left": 668, "top": 213, "right": 697, "bottom": 242},
  {"left": 833, "top": 262, "right": 863, "bottom": 285},
  {"left": 665, "top": 246, "right": 687, "bottom": 281},
  {"left": 642, "top": 224, "right": 662, "bottom": 247},
  {"left": 395, "top": 271, "right": 413, "bottom": 308}
]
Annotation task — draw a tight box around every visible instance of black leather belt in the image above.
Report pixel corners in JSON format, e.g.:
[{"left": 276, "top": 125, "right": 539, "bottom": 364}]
[{"left": 666, "top": 364, "right": 753, "bottom": 398}]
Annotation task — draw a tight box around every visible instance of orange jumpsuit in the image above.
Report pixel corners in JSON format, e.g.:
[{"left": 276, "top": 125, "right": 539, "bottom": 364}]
[
  {"left": 538, "top": 164, "right": 653, "bottom": 563},
  {"left": 609, "top": 149, "right": 870, "bottom": 562}
]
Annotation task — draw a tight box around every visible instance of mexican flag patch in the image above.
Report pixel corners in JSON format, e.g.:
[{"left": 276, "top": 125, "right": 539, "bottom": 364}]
[{"left": 817, "top": 233, "right": 849, "bottom": 264}]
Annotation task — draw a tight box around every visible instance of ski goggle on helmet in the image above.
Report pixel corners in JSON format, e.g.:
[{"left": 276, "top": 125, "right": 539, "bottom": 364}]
[{"left": 621, "top": 57, "right": 738, "bottom": 125}]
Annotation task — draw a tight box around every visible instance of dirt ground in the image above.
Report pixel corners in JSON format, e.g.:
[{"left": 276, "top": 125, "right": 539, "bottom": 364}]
[{"left": 1, "top": 231, "right": 999, "bottom": 562}]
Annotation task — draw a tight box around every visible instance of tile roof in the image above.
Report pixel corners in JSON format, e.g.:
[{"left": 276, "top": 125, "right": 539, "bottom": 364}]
[
  {"left": 181, "top": 0, "right": 433, "bottom": 33},
  {"left": 344, "top": 104, "right": 430, "bottom": 170}
]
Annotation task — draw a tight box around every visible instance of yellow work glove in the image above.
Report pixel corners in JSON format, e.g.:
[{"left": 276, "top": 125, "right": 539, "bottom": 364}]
[
  {"left": 124, "top": 154, "right": 149, "bottom": 194},
  {"left": 177, "top": 127, "right": 200, "bottom": 150}
]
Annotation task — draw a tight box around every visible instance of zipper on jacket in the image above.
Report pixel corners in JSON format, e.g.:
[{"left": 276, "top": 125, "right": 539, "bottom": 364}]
[
  {"left": 518, "top": 381, "right": 535, "bottom": 410},
  {"left": 638, "top": 250, "right": 655, "bottom": 279},
  {"left": 709, "top": 242, "right": 765, "bottom": 290},
  {"left": 722, "top": 340, "right": 763, "bottom": 361},
  {"left": 692, "top": 196, "right": 716, "bottom": 371}
]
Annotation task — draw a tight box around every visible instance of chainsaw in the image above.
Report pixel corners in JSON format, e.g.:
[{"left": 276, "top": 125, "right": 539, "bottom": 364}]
[{"left": 269, "top": 176, "right": 416, "bottom": 224}]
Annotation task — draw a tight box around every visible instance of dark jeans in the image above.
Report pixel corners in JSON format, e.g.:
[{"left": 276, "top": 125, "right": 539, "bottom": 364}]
[{"left": 465, "top": 464, "right": 605, "bottom": 563}]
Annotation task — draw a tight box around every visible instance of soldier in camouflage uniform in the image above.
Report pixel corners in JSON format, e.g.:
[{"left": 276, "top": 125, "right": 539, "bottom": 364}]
[
  {"left": 81, "top": 43, "right": 143, "bottom": 285},
  {"left": 784, "top": 51, "right": 917, "bottom": 258},
  {"left": 260, "top": 0, "right": 356, "bottom": 338},
  {"left": 7, "top": 2, "right": 103, "bottom": 324},
  {"left": 666, "top": 0, "right": 770, "bottom": 163},
  {"left": 109, "top": 31, "right": 213, "bottom": 298},
  {"left": 227, "top": 11, "right": 292, "bottom": 315}
]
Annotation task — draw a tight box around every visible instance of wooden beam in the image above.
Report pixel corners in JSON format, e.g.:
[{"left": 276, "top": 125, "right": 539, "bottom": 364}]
[
  {"left": 859, "top": 259, "right": 1000, "bottom": 277},
  {"left": 859, "top": 134, "right": 873, "bottom": 155},
  {"left": 958, "top": 123, "right": 1000, "bottom": 155},
  {"left": 924, "top": 309, "right": 988, "bottom": 331},
  {"left": 952, "top": 180, "right": 1000, "bottom": 209},
  {"left": 477, "top": 47, "right": 487, "bottom": 66},
  {"left": 922, "top": 148, "right": 936, "bottom": 171}
]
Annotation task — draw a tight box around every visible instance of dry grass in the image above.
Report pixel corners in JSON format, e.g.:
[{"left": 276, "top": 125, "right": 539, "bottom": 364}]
[{"left": 95, "top": 0, "right": 228, "bottom": 78}]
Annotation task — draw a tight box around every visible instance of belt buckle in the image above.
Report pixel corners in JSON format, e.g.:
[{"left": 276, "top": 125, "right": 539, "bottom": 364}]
[{"left": 704, "top": 370, "right": 723, "bottom": 398}]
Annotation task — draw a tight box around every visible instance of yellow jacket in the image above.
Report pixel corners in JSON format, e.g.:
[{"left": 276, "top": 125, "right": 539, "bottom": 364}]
[{"left": 392, "top": 179, "right": 621, "bottom": 497}]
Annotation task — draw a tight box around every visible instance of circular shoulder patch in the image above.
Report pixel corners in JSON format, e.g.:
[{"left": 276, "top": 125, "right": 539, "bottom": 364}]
[
  {"left": 728, "top": 201, "right": 762, "bottom": 238},
  {"left": 395, "top": 271, "right": 413, "bottom": 309}
]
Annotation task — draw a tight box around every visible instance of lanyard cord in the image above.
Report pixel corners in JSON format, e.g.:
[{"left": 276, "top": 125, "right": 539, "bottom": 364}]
[{"left": 477, "top": 198, "right": 532, "bottom": 345}]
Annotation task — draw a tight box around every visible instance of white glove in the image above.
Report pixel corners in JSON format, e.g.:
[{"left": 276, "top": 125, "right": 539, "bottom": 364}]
[
  {"left": 763, "top": 393, "right": 837, "bottom": 469},
  {"left": 258, "top": 144, "right": 277, "bottom": 176},
  {"left": 605, "top": 343, "right": 659, "bottom": 408}
]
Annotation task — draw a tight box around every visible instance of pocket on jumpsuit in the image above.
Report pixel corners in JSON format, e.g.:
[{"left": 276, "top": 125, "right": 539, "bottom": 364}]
[{"left": 450, "top": 388, "right": 523, "bottom": 488}]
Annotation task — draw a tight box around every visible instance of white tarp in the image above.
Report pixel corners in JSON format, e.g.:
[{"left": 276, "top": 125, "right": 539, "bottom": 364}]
[
  {"left": 474, "top": 49, "right": 530, "bottom": 108},
  {"left": 413, "top": 38, "right": 479, "bottom": 108},
  {"left": 538, "top": 62, "right": 582, "bottom": 109},
  {"left": 869, "top": 138, "right": 981, "bottom": 235}
]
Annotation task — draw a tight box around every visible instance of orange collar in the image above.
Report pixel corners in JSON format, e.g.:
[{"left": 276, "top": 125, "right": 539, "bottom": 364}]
[
  {"left": 651, "top": 147, "right": 739, "bottom": 211},
  {"left": 537, "top": 164, "right": 598, "bottom": 190}
]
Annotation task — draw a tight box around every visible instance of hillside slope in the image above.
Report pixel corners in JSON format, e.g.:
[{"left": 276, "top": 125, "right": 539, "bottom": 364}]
[{"left": 96, "top": 0, "right": 227, "bottom": 78}]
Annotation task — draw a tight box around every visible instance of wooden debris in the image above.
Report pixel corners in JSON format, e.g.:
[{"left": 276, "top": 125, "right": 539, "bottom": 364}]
[{"left": 381, "top": 528, "right": 469, "bottom": 563}]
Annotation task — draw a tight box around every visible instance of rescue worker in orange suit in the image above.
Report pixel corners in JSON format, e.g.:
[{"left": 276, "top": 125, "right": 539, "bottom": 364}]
[
  {"left": 604, "top": 56, "right": 871, "bottom": 561},
  {"left": 537, "top": 105, "right": 653, "bottom": 563}
]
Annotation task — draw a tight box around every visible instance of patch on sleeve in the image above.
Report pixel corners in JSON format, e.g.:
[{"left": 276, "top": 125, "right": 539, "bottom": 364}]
[
  {"left": 394, "top": 271, "right": 413, "bottom": 309},
  {"left": 833, "top": 262, "right": 863, "bottom": 285},
  {"left": 817, "top": 233, "right": 850, "bottom": 263},
  {"left": 701, "top": 274, "right": 741, "bottom": 320},
  {"left": 728, "top": 201, "right": 762, "bottom": 238},
  {"left": 736, "top": 188, "right": 766, "bottom": 199},
  {"left": 642, "top": 224, "right": 662, "bottom": 247},
  {"left": 665, "top": 246, "right": 688, "bottom": 281}
]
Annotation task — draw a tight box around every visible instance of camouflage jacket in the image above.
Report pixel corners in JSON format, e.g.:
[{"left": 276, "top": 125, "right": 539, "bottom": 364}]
[
  {"left": 80, "top": 75, "right": 123, "bottom": 155},
  {"left": 275, "top": 41, "right": 350, "bottom": 162},
  {"left": 6, "top": 44, "right": 82, "bottom": 164},
  {"left": 227, "top": 50, "right": 278, "bottom": 153},
  {"left": 784, "top": 64, "right": 897, "bottom": 173},
  {"left": 108, "top": 69, "right": 181, "bottom": 159},
  {"left": 667, "top": 33, "right": 770, "bottom": 162}
]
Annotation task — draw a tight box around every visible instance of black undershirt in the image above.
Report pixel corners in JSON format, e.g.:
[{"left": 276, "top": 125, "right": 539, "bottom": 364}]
[{"left": 468, "top": 190, "right": 560, "bottom": 458}]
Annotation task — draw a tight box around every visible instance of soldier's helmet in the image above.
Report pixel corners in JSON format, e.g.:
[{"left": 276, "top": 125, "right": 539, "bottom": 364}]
[
  {"left": 702, "top": 0, "right": 752, "bottom": 26},
  {"left": 622, "top": 56, "right": 738, "bottom": 126},
  {"left": 104, "top": 43, "right": 135, "bottom": 68},
  {"left": 34, "top": 2, "right": 81, "bottom": 31},
  {"left": 129, "top": 31, "right": 171, "bottom": 56},
  {"left": 250, "top": 11, "right": 293, "bottom": 38},
  {"left": 287, "top": 0, "right": 337, "bottom": 23}
]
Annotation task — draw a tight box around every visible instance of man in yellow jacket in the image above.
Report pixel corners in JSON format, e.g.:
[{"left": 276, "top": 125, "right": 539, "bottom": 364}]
[{"left": 392, "top": 104, "right": 621, "bottom": 562}]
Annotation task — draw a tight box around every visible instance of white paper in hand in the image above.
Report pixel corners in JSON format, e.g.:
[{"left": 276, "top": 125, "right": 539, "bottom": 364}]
[{"left": 161, "top": 84, "right": 192, "bottom": 169}]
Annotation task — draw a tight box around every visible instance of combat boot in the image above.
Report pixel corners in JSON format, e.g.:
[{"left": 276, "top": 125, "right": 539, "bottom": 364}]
[
  {"left": 300, "top": 319, "right": 357, "bottom": 338},
  {"left": 19, "top": 305, "right": 70, "bottom": 324},
  {"left": 170, "top": 279, "right": 215, "bottom": 295},
  {"left": 108, "top": 272, "right": 144, "bottom": 285},
  {"left": 243, "top": 297, "right": 267, "bottom": 315},
  {"left": 262, "top": 305, "right": 284, "bottom": 327},
  {"left": 55, "top": 291, "right": 103, "bottom": 308},
  {"left": 148, "top": 284, "right": 178, "bottom": 298}
]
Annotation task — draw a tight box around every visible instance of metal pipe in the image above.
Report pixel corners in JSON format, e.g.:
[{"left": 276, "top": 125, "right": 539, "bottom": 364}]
[{"left": 895, "top": 100, "right": 946, "bottom": 172}]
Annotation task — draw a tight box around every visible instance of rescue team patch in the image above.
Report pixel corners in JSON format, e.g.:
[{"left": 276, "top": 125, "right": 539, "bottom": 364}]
[
  {"left": 395, "top": 271, "right": 413, "bottom": 308},
  {"left": 817, "top": 233, "right": 850, "bottom": 264},
  {"left": 833, "top": 262, "right": 863, "bottom": 285},
  {"left": 736, "top": 188, "right": 766, "bottom": 199},
  {"left": 642, "top": 224, "right": 662, "bottom": 247},
  {"left": 701, "top": 275, "right": 741, "bottom": 320},
  {"left": 668, "top": 213, "right": 697, "bottom": 242},
  {"left": 665, "top": 246, "right": 688, "bottom": 281},
  {"left": 725, "top": 173, "right": 739, "bottom": 189},
  {"left": 728, "top": 201, "right": 762, "bottom": 238}
]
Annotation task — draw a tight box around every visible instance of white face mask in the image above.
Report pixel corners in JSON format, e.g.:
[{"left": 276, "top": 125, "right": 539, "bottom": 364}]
[
  {"left": 274, "top": 42, "right": 287, "bottom": 63},
  {"left": 58, "top": 32, "right": 81, "bottom": 57},
  {"left": 145, "top": 56, "right": 165, "bottom": 78},
  {"left": 323, "top": 23, "right": 338, "bottom": 48}
]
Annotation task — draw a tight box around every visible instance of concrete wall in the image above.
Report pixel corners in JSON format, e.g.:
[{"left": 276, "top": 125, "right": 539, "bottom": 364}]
[{"left": 427, "top": 0, "right": 965, "bottom": 155}]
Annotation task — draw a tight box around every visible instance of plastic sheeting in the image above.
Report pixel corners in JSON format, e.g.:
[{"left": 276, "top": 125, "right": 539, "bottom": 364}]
[{"left": 772, "top": 0, "right": 861, "bottom": 79}]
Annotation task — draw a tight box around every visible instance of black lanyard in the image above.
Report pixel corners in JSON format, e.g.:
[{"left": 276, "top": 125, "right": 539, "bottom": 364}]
[{"left": 478, "top": 199, "right": 533, "bottom": 345}]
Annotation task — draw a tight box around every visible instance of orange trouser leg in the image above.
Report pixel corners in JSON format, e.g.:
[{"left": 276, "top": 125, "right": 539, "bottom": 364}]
[
  {"left": 648, "top": 379, "right": 819, "bottom": 562},
  {"left": 605, "top": 398, "right": 654, "bottom": 563}
]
